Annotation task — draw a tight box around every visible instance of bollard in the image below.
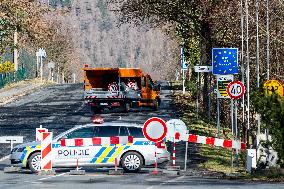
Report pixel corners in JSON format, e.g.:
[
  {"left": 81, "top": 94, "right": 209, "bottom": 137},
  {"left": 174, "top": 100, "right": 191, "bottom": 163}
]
[{"left": 39, "top": 132, "right": 56, "bottom": 175}]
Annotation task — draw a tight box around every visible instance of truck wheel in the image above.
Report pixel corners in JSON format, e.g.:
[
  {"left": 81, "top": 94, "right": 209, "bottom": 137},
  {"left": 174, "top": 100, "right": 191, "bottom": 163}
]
[
  {"left": 123, "top": 103, "right": 130, "bottom": 112},
  {"left": 28, "top": 152, "right": 41, "bottom": 173},
  {"left": 153, "top": 99, "right": 159, "bottom": 110},
  {"left": 91, "top": 106, "right": 102, "bottom": 114},
  {"left": 121, "top": 152, "right": 143, "bottom": 173}
]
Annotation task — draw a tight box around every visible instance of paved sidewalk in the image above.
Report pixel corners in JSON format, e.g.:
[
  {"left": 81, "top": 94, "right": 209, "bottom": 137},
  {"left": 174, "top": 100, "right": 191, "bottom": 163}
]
[{"left": 0, "top": 79, "right": 51, "bottom": 105}]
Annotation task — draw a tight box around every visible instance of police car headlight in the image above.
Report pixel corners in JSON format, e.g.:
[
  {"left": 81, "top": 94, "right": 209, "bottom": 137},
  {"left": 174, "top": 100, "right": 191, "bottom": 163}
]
[
  {"left": 17, "top": 147, "right": 25, "bottom": 152},
  {"left": 11, "top": 148, "right": 18, "bottom": 153}
]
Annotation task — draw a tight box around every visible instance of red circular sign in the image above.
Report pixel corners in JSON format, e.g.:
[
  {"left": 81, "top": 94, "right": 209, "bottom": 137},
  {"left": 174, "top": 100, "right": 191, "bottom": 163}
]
[
  {"left": 226, "top": 81, "right": 245, "bottom": 99},
  {"left": 143, "top": 117, "right": 167, "bottom": 142}
]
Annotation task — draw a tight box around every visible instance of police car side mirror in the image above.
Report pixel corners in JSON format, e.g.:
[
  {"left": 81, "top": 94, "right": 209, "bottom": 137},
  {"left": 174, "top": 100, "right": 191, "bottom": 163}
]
[{"left": 154, "top": 85, "right": 160, "bottom": 91}]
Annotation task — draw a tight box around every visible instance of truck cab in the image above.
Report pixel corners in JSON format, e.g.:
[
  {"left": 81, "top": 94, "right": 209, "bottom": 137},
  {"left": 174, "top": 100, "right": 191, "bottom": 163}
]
[
  {"left": 83, "top": 66, "right": 160, "bottom": 113},
  {"left": 140, "top": 74, "right": 160, "bottom": 109}
]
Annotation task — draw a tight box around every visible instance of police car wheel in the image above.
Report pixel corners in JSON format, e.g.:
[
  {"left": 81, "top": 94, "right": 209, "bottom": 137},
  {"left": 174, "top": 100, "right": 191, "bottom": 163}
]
[
  {"left": 28, "top": 152, "right": 41, "bottom": 173},
  {"left": 122, "top": 152, "right": 142, "bottom": 172}
]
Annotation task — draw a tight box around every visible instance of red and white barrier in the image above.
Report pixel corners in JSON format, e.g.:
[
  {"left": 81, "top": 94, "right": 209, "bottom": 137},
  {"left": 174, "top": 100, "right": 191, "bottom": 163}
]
[
  {"left": 60, "top": 136, "right": 134, "bottom": 147},
  {"left": 36, "top": 127, "right": 48, "bottom": 141},
  {"left": 127, "top": 82, "right": 138, "bottom": 90},
  {"left": 41, "top": 132, "right": 53, "bottom": 171},
  {"left": 184, "top": 134, "right": 246, "bottom": 150}
]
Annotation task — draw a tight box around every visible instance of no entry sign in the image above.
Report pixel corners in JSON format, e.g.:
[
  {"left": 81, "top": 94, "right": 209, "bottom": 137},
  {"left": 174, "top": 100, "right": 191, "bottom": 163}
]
[
  {"left": 226, "top": 81, "right": 245, "bottom": 99},
  {"left": 143, "top": 117, "right": 167, "bottom": 142}
]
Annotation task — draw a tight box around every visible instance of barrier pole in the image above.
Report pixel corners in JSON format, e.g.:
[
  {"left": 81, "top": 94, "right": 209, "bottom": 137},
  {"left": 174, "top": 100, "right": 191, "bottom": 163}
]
[
  {"left": 76, "top": 158, "right": 79, "bottom": 171},
  {"left": 152, "top": 143, "right": 158, "bottom": 174},
  {"left": 172, "top": 124, "right": 176, "bottom": 166},
  {"left": 173, "top": 140, "right": 176, "bottom": 166},
  {"left": 114, "top": 144, "right": 118, "bottom": 172},
  {"left": 184, "top": 130, "right": 189, "bottom": 171},
  {"left": 230, "top": 99, "right": 234, "bottom": 174}
]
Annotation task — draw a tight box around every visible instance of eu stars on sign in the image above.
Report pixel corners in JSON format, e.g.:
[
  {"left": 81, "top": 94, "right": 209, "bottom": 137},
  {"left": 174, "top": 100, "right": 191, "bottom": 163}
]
[{"left": 212, "top": 48, "right": 238, "bottom": 75}]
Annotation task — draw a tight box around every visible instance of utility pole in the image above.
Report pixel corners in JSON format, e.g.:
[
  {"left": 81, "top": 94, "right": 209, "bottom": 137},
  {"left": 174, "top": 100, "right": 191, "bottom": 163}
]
[
  {"left": 256, "top": 0, "right": 261, "bottom": 135},
  {"left": 266, "top": 0, "right": 270, "bottom": 80},
  {"left": 256, "top": 0, "right": 260, "bottom": 88},
  {"left": 13, "top": 31, "right": 18, "bottom": 71},
  {"left": 240, "top": 0, "right": 245, "bottom": 142},
  {"left": 245, "top": 0, "right": 250, "bottom": 144}
]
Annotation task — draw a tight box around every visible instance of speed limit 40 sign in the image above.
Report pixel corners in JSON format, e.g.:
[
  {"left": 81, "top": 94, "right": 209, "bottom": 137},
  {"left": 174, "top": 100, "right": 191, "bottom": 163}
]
[{"left": 226, "top": 81, "right": 245, "bottom": 99}]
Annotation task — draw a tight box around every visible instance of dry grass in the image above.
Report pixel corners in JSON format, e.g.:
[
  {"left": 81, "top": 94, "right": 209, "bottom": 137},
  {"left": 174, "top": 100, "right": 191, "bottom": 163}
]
[{"left": 173, "top": 91, "right": 247, "bottom": 175}]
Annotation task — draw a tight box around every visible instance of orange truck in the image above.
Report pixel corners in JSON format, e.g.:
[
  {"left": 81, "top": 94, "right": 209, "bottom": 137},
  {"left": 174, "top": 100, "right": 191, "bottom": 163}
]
[{"left": 83, "top": 65, "right": 161, "bottom": 113}]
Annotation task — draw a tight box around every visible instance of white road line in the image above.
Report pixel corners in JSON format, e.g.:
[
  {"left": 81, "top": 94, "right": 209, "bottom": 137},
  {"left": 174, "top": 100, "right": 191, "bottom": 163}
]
[
  {"left": 24, "top": 181, "right": 42, "bottom": 184},
  {"left": 37, "top": 172, "right": 67, "bottom": 181},
  {"left": 0, "top": 155, "right": 10, "bottom": 162},
  {"left": 146, "top": 175, "right": 185, "bottom": 189}
]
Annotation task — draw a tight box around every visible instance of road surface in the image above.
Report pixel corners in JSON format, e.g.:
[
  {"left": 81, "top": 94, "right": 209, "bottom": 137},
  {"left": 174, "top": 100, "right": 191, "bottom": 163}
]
[{"left": 0, "top": 83, "right": 283, "bottom": 189}]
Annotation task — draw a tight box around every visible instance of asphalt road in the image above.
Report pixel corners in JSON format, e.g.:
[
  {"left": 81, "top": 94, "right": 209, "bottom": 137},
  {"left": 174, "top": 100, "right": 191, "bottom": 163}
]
[{"left": 0, "top": 83, "right": 283, "bottom": 189}]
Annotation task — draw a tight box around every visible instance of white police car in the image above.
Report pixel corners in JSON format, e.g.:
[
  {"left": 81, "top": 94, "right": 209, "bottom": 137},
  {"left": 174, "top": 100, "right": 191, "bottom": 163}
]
[{"left": 10, "top": 123, "right": 170, "bottom": 173}]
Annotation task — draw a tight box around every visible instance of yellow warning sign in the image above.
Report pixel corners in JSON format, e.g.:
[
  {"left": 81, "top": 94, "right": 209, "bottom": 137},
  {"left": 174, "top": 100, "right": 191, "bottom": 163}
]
[{"left": 263, "top": 80, "right": 283, "bottom": 97}]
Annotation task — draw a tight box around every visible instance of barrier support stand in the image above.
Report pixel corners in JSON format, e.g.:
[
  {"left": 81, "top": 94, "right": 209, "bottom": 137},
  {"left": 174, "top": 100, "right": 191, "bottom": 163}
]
[
  {"left": 151, "top": 143, "right": 163, "bottom": 175},
  {"left": 109, "top": 144, "right": 123, "bottom": 175},
  {"left": 69, "top": 158, "right": 85, "bottom": 175}
]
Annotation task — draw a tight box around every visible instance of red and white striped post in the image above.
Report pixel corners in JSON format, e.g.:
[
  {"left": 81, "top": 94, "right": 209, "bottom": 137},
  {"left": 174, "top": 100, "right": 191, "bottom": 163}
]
[
  {"left": 110, "top": 136, "right": 119, "bottom": 172},
  {"left": 152, "top": 143, "right": 158, "bottom": 174},
  {"left": 172, "top": 142, "right": 176, "bottom": 166},
  {"left": 36, "top": 126, "right": 48, "bottom": 141},
  {"left": 76, "top": 158, "right": 78, "bottom": 171},
  {"left": 41, "top": 132, "right": 53, "bottom": 171}
]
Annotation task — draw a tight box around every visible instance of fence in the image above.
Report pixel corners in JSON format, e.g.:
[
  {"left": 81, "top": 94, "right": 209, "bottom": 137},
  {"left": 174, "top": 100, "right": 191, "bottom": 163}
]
[{"left": 0, "top": 69, "right": 26, "bottom": 89}]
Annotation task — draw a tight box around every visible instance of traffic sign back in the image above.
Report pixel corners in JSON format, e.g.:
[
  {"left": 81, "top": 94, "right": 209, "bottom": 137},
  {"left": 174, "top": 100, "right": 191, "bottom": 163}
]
[{"left": 166, "top": 119, "right": 187, "bottom": 142}]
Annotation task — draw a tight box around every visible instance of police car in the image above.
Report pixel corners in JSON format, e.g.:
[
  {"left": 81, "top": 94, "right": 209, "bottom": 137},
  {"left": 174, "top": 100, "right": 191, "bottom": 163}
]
[{"left": 10, "top": 122, "right": 170, "bottom": 173}]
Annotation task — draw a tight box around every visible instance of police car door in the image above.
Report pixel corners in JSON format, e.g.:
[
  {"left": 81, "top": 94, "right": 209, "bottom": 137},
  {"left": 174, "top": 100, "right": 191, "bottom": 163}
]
[
  {"left": 53, "top": 127, "right": 99, "bottom": 167},
  {"left": 91, "top": 126, "right": 120, "bottom": 165}
]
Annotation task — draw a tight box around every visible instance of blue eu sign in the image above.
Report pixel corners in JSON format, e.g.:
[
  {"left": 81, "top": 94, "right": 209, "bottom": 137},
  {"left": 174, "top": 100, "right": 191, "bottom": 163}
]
[{"left": 212, "top": 48, "right": 238, "bottom": 75}]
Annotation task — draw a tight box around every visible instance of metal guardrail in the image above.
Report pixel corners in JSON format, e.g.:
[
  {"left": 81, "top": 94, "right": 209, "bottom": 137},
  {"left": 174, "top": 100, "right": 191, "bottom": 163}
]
[{"left": 0, "top": 69, "right": 26, "bottom": 89}]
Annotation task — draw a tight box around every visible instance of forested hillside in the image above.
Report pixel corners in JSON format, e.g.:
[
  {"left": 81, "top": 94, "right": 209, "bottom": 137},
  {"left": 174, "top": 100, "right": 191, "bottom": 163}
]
[{"left": 66, "top": 0, "right": 179, "bottom": 80}]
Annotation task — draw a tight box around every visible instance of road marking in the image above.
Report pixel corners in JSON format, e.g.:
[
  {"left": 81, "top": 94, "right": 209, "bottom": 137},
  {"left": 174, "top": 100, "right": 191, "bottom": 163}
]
[
  {"left": 37, "top": 172, "right": 67, "bottom": 181},
  {"left": 24, "top": 181, "right": 42, "bottom": 184},
  {"left": 146, "top": 175, "right": 185, "bottom": 189},
  {"left": 0, "top": 155, "right": 10, "bottom": 162}
]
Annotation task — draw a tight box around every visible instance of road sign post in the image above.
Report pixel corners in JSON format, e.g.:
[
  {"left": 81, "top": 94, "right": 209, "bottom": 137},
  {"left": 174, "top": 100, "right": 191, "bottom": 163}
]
[
  {"left": 194, "top": 66, "right": 213, "bottom": 118},
  {"left": 166, "top": 119, "right": 187, "bottom": 171},
  {"left": 226, "top": 81, "right": 245, "bottom": 173},
  {"left": 181, "top": 48, "right": 188, "bottom": 94},
  {"left": 36, "top": 48, "right": 46, "bottom": 82}
]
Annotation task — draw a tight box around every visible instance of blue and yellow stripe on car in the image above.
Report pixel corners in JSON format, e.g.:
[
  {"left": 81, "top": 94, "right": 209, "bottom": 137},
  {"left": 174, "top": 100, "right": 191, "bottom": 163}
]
[
  {"left": 20, "top": 145, "right": 40, "bottom": 166},
  {"left": 90, "top": 142, "right": 133, "bottom": 164}
]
